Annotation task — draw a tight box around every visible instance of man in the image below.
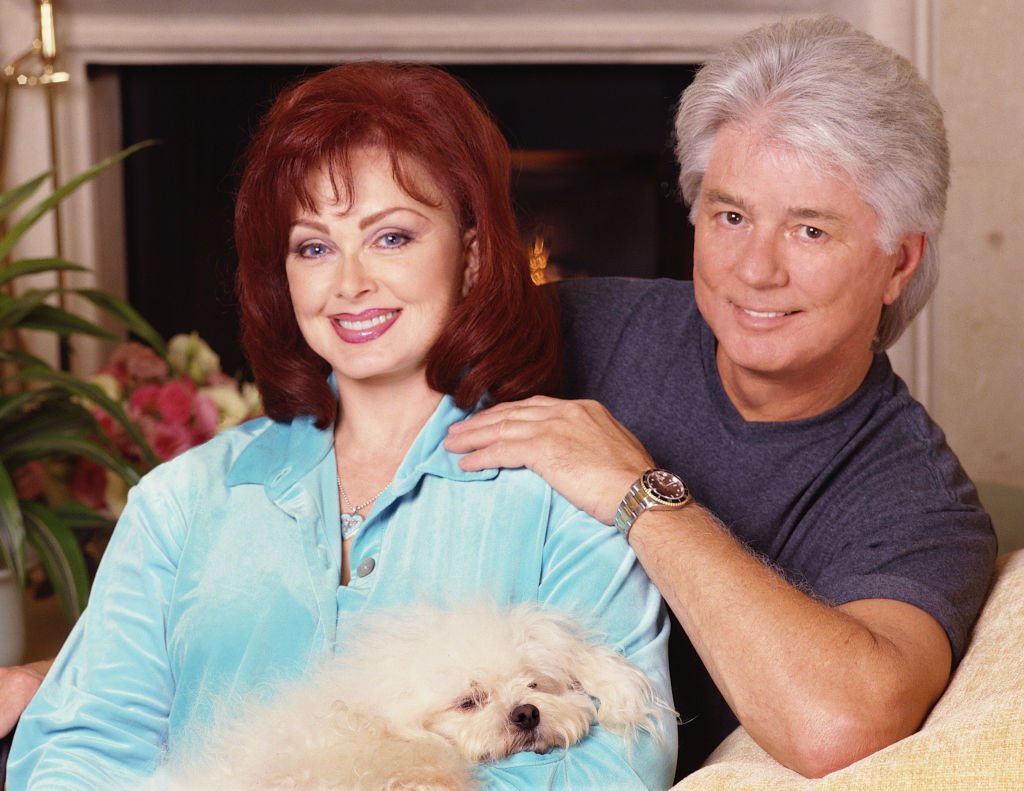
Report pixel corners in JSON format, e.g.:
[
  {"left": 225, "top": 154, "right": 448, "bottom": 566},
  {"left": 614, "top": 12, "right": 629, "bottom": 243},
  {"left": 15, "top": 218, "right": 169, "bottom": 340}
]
[{"left": 446, "top": 15, "right": 996, "bottom": 780}]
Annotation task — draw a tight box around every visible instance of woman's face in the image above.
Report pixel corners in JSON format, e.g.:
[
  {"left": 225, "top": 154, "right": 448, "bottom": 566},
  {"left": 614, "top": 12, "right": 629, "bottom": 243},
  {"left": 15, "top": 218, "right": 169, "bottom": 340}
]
[{"left": 286, "top": 147, "right": 478, "bottom": 392}]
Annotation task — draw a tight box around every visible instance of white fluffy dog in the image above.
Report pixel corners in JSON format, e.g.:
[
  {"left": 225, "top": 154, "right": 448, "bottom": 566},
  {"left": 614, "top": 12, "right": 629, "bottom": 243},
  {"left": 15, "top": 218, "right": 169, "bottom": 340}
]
[{"left": 157, "top": 602, "right": 669, "bottom": 790}]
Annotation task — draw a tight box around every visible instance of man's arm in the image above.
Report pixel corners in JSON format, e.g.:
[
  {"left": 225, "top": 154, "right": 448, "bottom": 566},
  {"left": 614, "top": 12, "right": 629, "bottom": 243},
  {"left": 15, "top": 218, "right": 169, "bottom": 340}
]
[{"left": 445, "top": 396, "right": 952, "bottom": 777}]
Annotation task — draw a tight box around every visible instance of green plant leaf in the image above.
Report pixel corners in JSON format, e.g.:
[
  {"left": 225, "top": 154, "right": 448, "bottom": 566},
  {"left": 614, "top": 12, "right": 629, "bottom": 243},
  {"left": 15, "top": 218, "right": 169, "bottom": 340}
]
[
  {"left": 0, "top": 397, "right": 96, "bottom": 455},
  {"left": 23, "top": 500, "right": 91, "bottom": 622},
  {"left": 0, "top": 389, "right": 53, "bottom": 423},
  {"left": 77, "top": 290, "right": 167, "bottom": 357},
  {"left": 0, "top": 464, "right": 26, "bottom": 583},
  {"left": 0, "top": 140, "right": 158, "bottom": 262},
  {"left": 0, "top": 172, "right": 48, "bottom": 224},
  {"left": 4, "top": 435, "right": 142, "bottom": 487},
  {"left": 0, "top": 347, "right": 53, "bottom": 371},
  {"left": 16, "top": 301, "right": 122, "bottom": 341},
  {"left": 0, "top": 257, "right": 87, "bottom": 290},
  {"left": 9, "top": 367, "right": 158, "bottom": 468},
  {"left": 0, "top": 289, "right": 51, "bottom": 332},
  {"left": 53, "top": 500, "right": 116, "bottom": 532}
]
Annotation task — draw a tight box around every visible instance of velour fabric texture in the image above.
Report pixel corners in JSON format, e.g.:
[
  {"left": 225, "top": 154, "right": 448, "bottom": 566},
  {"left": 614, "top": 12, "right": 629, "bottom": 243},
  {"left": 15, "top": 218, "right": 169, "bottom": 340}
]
[
  {"left": 673, "top": 549, "right": 1024, "bottom": 790},
  {"left": 9, "top": 395, "right": 675, "bottom": 790}
]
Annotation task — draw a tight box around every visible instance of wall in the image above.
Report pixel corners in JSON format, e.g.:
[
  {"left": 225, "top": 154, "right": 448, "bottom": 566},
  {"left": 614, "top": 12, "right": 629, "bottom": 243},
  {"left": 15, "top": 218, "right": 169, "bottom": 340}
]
[{"left": 934, "top": 0, "right": 1024, "bottom": 488}]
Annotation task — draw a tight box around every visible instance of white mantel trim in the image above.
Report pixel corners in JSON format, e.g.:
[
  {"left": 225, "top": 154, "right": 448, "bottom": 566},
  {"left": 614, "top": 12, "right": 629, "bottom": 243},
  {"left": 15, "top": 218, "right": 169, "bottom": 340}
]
[{"left": 63, "top": 11, "right": 787, "bottom": 65}]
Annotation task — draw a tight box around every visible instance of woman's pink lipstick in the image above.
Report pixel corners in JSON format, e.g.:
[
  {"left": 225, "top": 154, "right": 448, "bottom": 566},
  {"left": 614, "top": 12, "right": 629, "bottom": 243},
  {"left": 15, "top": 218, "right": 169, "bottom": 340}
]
[{"left": 331, "top": 308, "right": 400, "bottom": 343}]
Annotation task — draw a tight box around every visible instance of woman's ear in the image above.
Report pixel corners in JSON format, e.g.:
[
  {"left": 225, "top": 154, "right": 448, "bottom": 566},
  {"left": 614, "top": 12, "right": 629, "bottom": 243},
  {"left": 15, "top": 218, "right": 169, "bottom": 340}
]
[{"left": 461, "top": 230, "right": 481, "bottom": 297}]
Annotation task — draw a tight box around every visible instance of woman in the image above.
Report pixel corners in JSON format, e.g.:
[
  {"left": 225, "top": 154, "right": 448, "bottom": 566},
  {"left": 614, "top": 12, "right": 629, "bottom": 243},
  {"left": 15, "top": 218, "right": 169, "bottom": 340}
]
[{"left": 8, "top": 64, "right": 674, "bottom": 788}]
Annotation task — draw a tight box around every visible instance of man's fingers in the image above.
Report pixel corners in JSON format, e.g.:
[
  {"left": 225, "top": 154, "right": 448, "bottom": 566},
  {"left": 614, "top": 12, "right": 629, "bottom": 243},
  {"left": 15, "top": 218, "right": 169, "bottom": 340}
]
[
  {"left": 446, "top": 415, "right": 557, "bottom": 466},
  {"left": 449, "top": 399, "right": 558, "bottom": 434}
]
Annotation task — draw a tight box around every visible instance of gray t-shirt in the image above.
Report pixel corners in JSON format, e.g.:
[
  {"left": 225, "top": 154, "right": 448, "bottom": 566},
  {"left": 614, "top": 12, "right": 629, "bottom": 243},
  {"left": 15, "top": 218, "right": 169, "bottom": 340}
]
[{"left": 556, "top": 277, "right": 996, "bottom": 776}]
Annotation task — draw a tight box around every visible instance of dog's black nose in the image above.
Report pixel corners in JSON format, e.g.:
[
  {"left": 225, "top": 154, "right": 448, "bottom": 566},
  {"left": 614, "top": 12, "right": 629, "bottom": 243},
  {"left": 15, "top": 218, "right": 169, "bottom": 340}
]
[{"left": 510, "top": 703, "right": 540, "bottom": 731}]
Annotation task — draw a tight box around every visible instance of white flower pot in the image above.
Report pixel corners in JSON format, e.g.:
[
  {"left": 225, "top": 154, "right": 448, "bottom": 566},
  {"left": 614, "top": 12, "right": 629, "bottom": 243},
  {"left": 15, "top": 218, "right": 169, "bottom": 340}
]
[{"left": 0, "top": 568, "right": 26, "bottom": 665}]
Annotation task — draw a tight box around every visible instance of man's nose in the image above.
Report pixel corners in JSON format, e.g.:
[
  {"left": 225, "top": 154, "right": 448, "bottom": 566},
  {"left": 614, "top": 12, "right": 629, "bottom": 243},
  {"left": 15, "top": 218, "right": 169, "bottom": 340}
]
[{"left": 736, "top": 230, "right": 788, "bottom": 288}]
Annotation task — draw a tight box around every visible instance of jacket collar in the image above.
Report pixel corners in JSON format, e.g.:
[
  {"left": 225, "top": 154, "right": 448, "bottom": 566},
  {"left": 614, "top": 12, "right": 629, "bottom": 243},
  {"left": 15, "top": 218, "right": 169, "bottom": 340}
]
[{"left": 226, "top": 392, "right": 498, "bottom": 499}]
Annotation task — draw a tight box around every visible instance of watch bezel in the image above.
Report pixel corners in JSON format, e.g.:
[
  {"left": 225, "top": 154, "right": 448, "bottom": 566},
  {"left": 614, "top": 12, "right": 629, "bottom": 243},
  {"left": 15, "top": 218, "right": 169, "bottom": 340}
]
[{"left": 641, "top": 468, "right": 690, "bottom": 506}]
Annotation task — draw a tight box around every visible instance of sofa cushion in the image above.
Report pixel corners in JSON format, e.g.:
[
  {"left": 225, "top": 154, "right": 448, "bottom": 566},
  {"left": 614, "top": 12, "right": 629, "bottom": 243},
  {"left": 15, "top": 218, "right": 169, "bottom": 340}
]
[{"left": 673, "top": 550, "right": 1024, "bottom": 790}]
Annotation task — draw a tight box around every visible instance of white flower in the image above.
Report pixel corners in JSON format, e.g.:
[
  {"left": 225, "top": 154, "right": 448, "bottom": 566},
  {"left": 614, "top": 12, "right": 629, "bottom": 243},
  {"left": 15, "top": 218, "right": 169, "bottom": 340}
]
[
  {"left": 201, "top": 383, "right": 259, "bottom": 431},
  {"left": 86, "top": 372, "right": 123, "bottom": 403},
  {"left": 168, "top": 332, "right": 222, "bottom": 384}
]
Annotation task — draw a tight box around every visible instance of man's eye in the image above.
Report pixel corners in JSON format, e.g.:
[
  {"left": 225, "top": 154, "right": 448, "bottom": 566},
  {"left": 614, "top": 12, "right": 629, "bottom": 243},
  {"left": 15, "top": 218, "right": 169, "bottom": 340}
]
[
  {"left": 800, "top": 225, "right": 825, "bottom": 240},
  {"left": 720, "top": 211, "right": 744, "bottom": 226}
]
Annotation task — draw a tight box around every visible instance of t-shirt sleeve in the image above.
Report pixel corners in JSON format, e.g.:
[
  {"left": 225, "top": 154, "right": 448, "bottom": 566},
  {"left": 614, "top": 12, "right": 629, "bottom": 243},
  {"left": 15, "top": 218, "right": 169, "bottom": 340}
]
[{"left": 810, "top": 461, "right": 996, "bottom": 666}]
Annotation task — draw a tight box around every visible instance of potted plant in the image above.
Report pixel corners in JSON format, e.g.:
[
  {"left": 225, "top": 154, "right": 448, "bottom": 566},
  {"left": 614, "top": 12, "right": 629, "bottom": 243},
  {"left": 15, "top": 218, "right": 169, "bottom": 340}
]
[{"left": 0, "top": 143, "right": 163, "bottom": 636}]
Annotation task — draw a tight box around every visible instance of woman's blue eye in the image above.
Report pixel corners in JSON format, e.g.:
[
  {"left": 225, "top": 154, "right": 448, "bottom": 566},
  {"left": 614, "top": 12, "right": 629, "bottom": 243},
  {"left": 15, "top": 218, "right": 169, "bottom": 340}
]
[
  {"left": 298, "top": 241, "right": 329, "bottom": 257},
  {"left": 378, "top": 232, "right": 410, "bottom": 249}
]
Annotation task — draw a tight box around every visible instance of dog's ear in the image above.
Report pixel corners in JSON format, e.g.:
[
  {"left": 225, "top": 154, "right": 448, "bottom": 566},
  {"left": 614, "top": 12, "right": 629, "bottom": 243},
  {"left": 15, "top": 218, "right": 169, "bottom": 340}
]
[{"left": 571, "top": 642, "right": 670, "bottom": 743}]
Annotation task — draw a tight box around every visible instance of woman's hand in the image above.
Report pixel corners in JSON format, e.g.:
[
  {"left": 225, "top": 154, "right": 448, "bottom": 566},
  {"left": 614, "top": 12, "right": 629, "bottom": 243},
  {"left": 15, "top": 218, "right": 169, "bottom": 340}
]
[
  {"left": 0, "top": 660, "right": 51, "bottom": 737},
  {"left": 445, "top": 396, "right": 654, "bottom": 525}
]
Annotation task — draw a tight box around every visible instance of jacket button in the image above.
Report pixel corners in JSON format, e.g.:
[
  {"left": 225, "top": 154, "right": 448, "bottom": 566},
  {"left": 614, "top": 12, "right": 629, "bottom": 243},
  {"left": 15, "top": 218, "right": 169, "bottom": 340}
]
[{"left": 356, "top": 557, "right": 376, "bottom": 577}]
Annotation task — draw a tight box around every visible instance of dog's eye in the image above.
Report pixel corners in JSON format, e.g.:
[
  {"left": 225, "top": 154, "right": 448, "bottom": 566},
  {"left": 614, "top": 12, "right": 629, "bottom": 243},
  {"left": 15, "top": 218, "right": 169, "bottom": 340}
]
[
  {"left": 527, "top": 682, "right": 538, "bottom": 690},
  {"left": 458, "top": 697, "right": 478, "bottom": 710}
]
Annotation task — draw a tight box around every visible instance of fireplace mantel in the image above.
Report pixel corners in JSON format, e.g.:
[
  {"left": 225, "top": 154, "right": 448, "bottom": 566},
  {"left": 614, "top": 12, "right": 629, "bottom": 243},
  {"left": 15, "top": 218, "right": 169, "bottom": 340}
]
[
  {"left": 53, "top": 0, "right": 923, "bottom": 65},
  {"left": 0, "top": 0, "right": 933, "bottom": 399}
]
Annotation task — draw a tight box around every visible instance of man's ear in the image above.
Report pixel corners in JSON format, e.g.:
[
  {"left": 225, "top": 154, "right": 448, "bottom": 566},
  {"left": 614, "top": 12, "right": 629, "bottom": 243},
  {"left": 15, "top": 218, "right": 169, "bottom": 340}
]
[
  {"left": 883, "top": 231, "right": 927, "bottom": 305},
  {"left": 461, "top": 230, "right": 480, "bottom": 297}
]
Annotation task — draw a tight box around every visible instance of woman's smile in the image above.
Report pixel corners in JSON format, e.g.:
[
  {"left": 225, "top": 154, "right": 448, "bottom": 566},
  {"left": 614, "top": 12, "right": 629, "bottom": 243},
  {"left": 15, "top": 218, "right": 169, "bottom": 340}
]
[{"left": 332, "top": 308, "right": 401, "bottom": 343}]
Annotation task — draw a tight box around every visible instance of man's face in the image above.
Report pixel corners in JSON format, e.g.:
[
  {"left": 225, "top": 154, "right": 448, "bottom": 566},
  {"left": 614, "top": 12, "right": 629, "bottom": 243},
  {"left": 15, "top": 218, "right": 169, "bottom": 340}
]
[{"left": 692, "top": 123, "right": 921, "bottom": 420}]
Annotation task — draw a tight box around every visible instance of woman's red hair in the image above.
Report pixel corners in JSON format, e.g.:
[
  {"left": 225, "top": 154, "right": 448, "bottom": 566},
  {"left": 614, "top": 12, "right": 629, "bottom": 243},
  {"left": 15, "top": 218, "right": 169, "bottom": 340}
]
[{"left": 235, "top": 63, "right": 560, "bottom": 428}]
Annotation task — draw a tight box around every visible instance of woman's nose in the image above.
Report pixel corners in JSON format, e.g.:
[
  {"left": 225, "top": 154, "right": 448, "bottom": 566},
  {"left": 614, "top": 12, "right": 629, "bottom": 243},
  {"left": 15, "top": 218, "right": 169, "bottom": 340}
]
[{"left": 332, "top": 252, "right": 375, "bottom": 299}]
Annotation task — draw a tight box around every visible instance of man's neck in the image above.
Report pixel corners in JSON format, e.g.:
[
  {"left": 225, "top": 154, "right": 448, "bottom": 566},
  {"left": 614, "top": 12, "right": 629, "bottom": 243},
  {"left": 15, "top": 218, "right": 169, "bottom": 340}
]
[{"left": 717, "top": 348, "right": 874, "bottom": 423}]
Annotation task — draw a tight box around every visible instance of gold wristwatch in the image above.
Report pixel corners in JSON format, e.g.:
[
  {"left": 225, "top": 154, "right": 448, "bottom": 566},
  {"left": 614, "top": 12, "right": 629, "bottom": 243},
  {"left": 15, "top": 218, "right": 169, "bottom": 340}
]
[{"left": 614, "top": 468, "right": 692, "bottom": 540}]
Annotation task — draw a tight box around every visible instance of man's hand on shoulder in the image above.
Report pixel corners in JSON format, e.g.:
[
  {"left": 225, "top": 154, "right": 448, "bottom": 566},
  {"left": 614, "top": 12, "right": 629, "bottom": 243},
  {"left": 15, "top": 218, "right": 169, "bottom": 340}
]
[{"left": 445, "top": 396, "right": 652, "bottom": 524}]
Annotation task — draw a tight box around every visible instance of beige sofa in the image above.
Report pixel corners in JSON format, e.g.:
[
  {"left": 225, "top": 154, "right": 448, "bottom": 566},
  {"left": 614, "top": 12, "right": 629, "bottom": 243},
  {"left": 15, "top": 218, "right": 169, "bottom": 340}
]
[{"left": 675, "top": 493, "right": 1024, "bottom": 790}]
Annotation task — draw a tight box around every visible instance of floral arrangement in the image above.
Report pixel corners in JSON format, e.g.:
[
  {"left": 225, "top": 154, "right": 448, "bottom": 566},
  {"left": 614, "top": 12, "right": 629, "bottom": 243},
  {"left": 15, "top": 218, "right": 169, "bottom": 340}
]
[{"left": 14, "top": 333, "right": 261, "bottom": 522}]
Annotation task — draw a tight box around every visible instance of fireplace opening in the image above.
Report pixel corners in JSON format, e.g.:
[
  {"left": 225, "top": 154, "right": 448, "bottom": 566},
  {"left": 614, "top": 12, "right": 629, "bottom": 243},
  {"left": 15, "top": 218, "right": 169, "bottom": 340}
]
[{"left": 104, "top": 62, "right": 696, "bottom": 376}]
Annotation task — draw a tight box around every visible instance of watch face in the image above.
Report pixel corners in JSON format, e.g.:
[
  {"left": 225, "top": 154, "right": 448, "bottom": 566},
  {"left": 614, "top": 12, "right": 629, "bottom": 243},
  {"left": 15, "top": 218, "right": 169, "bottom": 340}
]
[{"left": 644, "top": 469, "right": 689, "bottom": 504}]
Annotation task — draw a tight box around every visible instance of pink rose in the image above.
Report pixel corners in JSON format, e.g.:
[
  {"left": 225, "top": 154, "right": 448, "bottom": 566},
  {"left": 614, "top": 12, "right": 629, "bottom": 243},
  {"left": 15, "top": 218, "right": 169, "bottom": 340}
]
[
  {"left": 156, "top": 379, "right": 196, "bottom": 424},
  {"left": 68, "top": 459, "right": 109, "bottom": 510},
  {"left": 102, "top": 342, "right": 168, "bottom": 387},
  {"left": 192, "top": 392, "right": 220, "bottom": 440},
  {"left": 150, "top": 420, "right": 196, "bottom": 461},
  {"left": 13, "top": 461, "right": 47, "bottom": 500},
  {"left": 129, "top": 383, "right": 161, "bottom": 416}
]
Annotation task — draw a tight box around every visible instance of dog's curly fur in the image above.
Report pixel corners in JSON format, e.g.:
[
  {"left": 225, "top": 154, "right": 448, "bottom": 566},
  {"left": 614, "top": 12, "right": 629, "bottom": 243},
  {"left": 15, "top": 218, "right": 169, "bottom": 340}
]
[{"left": 156, "top": 602, "right": 669, "bottom": 790}]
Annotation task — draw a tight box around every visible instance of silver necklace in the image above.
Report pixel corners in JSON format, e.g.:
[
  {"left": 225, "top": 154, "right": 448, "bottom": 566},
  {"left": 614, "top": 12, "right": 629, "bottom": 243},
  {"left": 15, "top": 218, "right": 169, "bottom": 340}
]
[{"left": 338, "top": 475, "right": 390, "bottom": 540}]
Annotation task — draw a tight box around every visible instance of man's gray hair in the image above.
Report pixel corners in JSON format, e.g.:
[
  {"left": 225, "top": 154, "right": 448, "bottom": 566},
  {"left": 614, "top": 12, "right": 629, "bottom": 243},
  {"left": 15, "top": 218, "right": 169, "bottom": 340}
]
[{"left": 675, "top": 15, "right": 949, "bottom": 351}]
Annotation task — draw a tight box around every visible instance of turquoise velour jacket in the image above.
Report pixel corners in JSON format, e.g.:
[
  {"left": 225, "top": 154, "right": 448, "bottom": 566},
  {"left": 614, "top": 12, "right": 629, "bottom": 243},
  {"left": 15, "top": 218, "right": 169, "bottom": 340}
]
[{"left": 10, "top": 394, "right": 675, "bottom": 789}]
